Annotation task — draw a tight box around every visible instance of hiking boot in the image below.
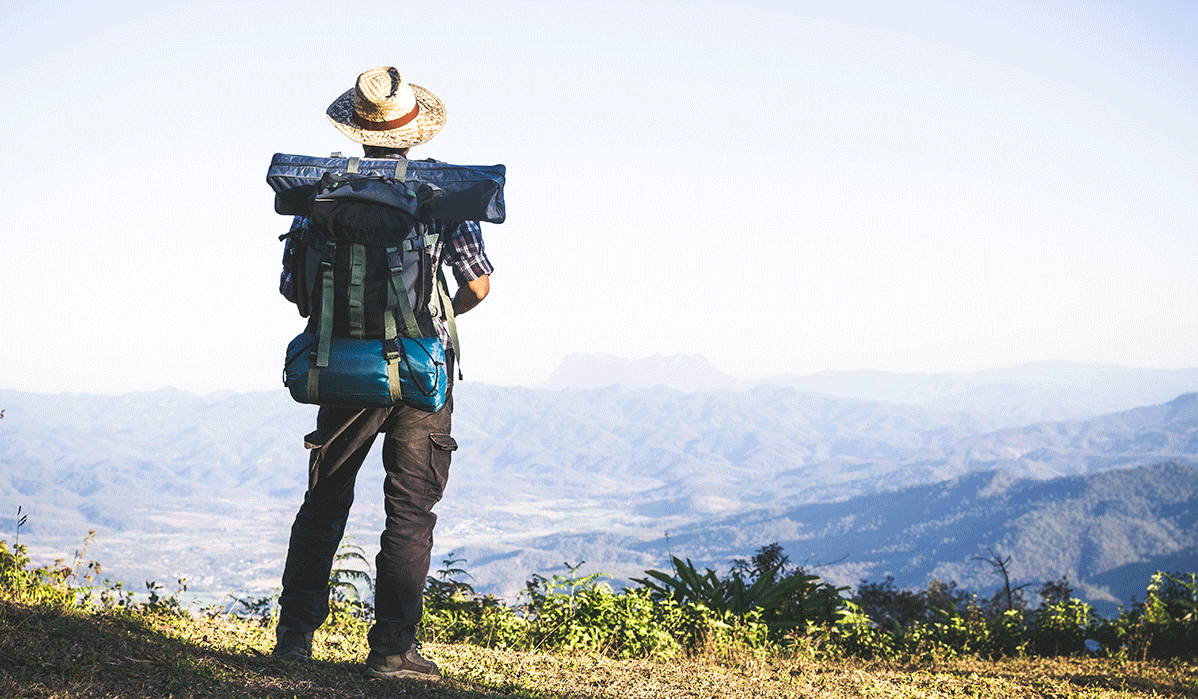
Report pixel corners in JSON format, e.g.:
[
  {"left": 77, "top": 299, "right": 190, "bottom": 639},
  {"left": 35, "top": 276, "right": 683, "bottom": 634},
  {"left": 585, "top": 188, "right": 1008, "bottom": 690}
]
[
  {"left": 272, "top": 626, "right": 313, "bottom": 663},
  {"left": 364, "top": 644, "right": 441, "bottom": 680}
]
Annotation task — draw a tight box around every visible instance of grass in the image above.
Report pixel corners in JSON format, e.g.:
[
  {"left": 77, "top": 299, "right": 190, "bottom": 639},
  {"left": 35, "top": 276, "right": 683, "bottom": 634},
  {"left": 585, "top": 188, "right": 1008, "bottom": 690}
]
[{"left": 2, "top": 595, "right": 1196, "bottom": 699}]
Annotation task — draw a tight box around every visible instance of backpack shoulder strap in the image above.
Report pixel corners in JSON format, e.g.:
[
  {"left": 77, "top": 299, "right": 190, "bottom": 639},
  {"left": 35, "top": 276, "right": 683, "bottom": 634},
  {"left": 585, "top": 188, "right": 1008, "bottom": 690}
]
[
  {"left": 308, "top": 240, "right": 337, "bottom": 403},
  {"left": 386, "top": 247, "right": 422, "bottom": 339},
  {"left": 436, "top": 267, "right": 462, "bottom": 379}
]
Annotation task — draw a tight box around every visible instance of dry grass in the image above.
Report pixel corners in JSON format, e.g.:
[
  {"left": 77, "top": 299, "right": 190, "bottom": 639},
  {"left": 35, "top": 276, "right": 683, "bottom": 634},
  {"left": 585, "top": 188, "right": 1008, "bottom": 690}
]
[
  {"left": 437, "top": 646, "right": 1198, "bottom": 699},
  {"left": 1, "top": 597, "right": 1195, "bottom": 699}
]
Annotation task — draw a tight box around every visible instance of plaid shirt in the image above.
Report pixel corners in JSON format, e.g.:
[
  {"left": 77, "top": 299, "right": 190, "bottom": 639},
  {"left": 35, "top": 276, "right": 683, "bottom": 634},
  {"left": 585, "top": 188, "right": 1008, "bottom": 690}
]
[{"left": 280, "top": 216, "right": 492, "bottom": 352}]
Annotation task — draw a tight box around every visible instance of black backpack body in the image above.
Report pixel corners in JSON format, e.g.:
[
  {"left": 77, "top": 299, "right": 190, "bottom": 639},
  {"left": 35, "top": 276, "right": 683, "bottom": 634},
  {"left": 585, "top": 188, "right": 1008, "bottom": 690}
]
[{"left": 300, "top": 172, "right": 441, "bottom": 341}]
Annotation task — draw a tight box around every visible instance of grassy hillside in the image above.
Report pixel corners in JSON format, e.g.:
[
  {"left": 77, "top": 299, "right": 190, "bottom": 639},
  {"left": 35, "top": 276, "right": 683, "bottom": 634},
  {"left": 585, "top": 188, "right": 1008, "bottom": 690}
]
[
  {"left": 4, "top": 591, "right": 1198, "bottom": 698},
  {"left": 3, "top": 539, "right": 1196, "bottom": 698}
]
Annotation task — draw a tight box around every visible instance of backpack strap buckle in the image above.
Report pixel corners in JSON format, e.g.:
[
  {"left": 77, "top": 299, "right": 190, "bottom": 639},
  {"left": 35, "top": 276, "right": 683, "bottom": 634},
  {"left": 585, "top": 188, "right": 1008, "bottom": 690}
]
[{"left": 402, "top": 233, "right": 440, "bottom": 252}]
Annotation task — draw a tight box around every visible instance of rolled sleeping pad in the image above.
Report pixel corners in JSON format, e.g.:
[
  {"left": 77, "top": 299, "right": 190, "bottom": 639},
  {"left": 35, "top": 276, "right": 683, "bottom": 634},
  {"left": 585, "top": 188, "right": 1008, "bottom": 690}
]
[{"left": 267, "top": 152, "right": 505, "bottom": 223}]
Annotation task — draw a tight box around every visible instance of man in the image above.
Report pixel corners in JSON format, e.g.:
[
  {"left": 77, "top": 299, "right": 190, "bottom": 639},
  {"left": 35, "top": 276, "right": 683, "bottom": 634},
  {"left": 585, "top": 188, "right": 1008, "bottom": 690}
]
[{"left": 273, "top": 67, "right": 492, "bottom": 681}]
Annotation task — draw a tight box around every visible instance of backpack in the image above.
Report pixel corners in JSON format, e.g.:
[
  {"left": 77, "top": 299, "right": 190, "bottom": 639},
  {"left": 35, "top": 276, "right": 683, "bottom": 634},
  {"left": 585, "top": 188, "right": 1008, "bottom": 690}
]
[{"left": 281, "top": 158, "right": 455, "bottom": 411}]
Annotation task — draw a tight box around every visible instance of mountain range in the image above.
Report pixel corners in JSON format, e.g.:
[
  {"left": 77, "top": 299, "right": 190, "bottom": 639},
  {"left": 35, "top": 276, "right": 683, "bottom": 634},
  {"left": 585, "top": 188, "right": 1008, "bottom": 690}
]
[
  {"left": 544, "top": 355, "right": 1198, "bottom": 424},
  {"left": 1, "top": 357, "right": 1195, "bottom": 612},
  {"left": 446, "top": 461, "right": 1197, "bottom": 618}
]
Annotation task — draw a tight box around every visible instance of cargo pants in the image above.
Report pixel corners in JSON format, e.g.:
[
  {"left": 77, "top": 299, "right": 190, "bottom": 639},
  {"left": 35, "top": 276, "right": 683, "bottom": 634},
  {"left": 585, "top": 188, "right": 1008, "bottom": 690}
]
[{"left": 277, "top": 380, "right": 456, "bottom": 656}]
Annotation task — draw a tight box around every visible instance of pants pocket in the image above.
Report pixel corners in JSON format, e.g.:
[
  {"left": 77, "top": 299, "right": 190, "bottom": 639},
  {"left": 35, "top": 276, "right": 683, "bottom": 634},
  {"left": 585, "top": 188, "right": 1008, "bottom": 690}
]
[{"left": 427, "top": 433, "right": 457, "bottom": 498}]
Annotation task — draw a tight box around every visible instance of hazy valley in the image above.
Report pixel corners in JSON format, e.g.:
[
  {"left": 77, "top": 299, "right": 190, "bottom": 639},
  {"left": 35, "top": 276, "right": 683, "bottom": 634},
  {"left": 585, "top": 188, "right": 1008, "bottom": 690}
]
[{"left": 1, "top": 357, "right": 1196, "bottom": 615}]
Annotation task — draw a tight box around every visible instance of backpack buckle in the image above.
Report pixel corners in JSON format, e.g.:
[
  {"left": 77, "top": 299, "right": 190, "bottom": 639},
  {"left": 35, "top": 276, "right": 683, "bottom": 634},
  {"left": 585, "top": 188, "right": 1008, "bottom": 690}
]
[
  {"left": 402, "top": 233, "right": 440, "bottom": 252},
  {"left": 382, "top": 338, "right": 400, "bottom": 360}
]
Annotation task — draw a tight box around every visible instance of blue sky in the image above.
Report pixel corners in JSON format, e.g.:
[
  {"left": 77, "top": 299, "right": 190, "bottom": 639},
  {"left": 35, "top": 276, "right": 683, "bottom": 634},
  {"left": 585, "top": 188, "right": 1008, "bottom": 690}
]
[{"left": 1, "top": 0, "right": 1195, "bottom": 394}]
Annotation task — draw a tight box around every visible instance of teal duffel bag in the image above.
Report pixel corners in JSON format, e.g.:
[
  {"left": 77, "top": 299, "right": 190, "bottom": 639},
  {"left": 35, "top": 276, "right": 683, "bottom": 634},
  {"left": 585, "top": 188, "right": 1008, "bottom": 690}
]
[{"left": 285, "top": 332, "right": 447, "bottom": 412}]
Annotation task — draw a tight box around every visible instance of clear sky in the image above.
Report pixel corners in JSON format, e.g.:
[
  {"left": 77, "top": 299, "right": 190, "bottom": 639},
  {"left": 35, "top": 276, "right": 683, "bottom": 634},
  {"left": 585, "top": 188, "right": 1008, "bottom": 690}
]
[{"left": 0, "top": 0, "right": 1194, "bottom": 395}]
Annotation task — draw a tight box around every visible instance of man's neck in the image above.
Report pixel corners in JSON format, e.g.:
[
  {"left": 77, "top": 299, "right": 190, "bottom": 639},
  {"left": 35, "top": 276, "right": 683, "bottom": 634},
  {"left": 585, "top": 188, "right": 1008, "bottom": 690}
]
[{"left": 363, "top": 146, "right": 411, "bottom": 159}]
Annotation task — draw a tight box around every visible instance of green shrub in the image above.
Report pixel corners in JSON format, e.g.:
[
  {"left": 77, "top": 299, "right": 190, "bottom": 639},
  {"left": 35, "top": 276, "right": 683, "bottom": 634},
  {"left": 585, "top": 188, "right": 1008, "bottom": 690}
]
[
  {"left": 423, "top": 589, "right": 530, "bottom": 649},
  {"left": 1029, "top": 598, "right": 1096, "bottom": 656},
  {"left": 633, "top": 544, "right": 849, "bottom": 637},
  {"left": 830, "top": 600, "right": 894, "bottom": 659},
  {"left": 423, "top": 561, "right": 770, "bottom": 658},
  {"left": 528, "top": 574, "right": 685, "bottom": 658},
  {"left": 1, "top": 539, "right": 75, "bottom": 607},
  {"left": 1, "top": 535, "right": 103, "bottom": 609},
  {"left": 1117, "top": 571, "right": 1198, "bottom": 659}
]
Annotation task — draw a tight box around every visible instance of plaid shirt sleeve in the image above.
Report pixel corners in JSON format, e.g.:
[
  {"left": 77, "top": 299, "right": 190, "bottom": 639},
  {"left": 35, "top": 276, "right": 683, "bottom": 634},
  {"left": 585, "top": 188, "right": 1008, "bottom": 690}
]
[{"left": 437, "top": 219, "right": 493, "bottom": 281}]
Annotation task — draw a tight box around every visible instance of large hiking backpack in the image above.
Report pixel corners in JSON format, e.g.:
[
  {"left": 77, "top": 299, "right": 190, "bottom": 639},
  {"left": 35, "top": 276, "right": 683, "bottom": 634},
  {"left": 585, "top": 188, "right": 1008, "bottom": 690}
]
[{"left": 281, "top": 160, "right": 455, "bottom": 411}]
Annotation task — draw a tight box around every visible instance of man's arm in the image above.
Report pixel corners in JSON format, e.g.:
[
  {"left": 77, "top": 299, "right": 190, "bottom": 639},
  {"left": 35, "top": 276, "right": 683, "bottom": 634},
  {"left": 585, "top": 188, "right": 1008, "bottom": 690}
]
[
  {"left": 442, "top": 218, "right": 492, "bottom": 315},
  {"left": 453, "top": 274, "right": 489, "bottom": 316}
]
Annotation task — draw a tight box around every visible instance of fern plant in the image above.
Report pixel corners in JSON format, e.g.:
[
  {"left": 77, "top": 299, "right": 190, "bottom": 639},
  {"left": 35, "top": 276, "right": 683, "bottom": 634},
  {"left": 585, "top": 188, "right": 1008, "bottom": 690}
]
[
  {"left": 633, "top": 544, "right": 848, "bottom": 635},
  {"left": 328, "top": 536, "right": 374, "bottom": 622}
]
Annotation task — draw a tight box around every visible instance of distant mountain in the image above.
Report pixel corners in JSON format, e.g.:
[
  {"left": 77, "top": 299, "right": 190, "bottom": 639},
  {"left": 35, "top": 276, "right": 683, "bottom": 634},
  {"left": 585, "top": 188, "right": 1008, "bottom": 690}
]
[
  {"left": 447, "top": 462, "right": 1198, "bottom": 617},
  {"left": 541, "top": 354, "right": 740, "bottom": 392},
  {"left": 543, "top": 356, "right": 1198, "bottom": 424},
  {"left": 0, "top": 388, "right": 312, "bottom": 536},
  {"left": 875, "top": 391, "right": 1198, "bottom": 480},
  {"left": 452, "top": 382, "right": 1019, "bottom": 507},
  {"left": 655, "top": 461, "right": 1198, "bottom": 618}
]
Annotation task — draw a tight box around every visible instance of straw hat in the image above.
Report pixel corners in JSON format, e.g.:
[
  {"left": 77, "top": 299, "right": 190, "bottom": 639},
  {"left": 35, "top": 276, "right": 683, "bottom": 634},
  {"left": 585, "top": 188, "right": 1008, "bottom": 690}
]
[{"left": 326, "top": 67, "right": 446, "bottom": 148}]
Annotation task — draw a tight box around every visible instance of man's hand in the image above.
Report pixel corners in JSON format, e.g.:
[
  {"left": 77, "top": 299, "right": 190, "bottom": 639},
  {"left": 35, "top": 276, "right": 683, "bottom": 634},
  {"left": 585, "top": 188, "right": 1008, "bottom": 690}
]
[{"left": 452, "top": 274, "right": 489, "bottom": 316}]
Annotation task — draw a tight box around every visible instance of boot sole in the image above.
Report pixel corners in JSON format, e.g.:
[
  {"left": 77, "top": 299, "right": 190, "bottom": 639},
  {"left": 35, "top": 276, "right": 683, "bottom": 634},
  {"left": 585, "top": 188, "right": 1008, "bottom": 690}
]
[{"left": 364, "top": 667, "right": 441, "bottom": 681}]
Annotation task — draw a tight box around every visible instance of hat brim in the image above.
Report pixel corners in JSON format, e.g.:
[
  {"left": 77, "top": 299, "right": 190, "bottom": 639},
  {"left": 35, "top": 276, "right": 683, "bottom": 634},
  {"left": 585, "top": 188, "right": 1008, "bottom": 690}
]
[{"left": 326, "top": 83, "right": 446, "bottom": 148}]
